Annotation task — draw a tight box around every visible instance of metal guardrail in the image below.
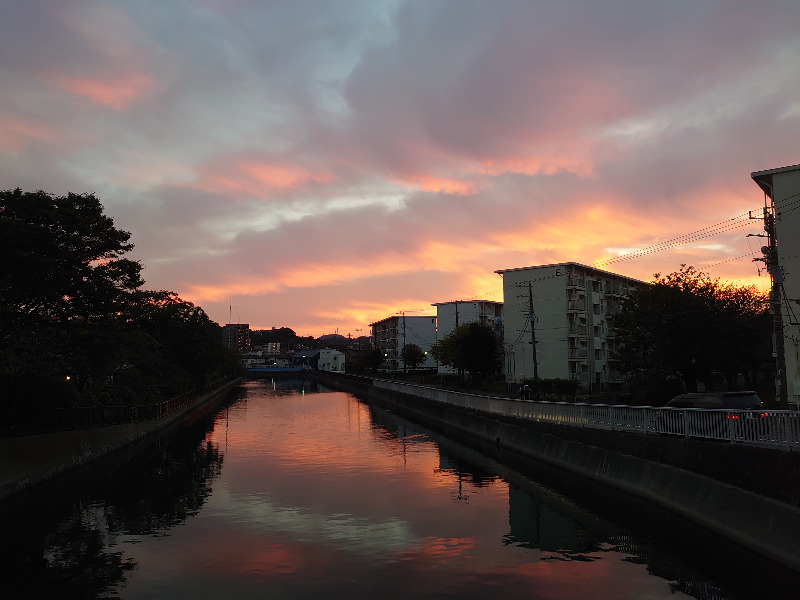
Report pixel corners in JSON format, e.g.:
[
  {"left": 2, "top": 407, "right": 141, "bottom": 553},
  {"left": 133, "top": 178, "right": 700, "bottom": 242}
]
[{"left": 373, "top": 379, "right": 800, "bottom": 450}]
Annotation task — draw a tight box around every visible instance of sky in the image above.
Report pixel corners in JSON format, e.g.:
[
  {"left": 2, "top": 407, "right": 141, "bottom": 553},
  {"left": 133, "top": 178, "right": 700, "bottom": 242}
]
[{"left": 2, "top": 0, "right": 799, "bottom": 338}]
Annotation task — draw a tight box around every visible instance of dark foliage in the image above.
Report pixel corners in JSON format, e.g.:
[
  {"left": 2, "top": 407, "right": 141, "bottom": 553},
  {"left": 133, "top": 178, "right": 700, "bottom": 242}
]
[
  {"left": 431, "top": 322, "right": 503, "bottom": 387},
  {"left": 401, "top": 343, "right": 427, "bottom": 372},
  {"left": 0, "top": 189, "right": 239, "bottom": 431},
  {"left": 614, "top": 265, "right": 771, "bottom": 405}
]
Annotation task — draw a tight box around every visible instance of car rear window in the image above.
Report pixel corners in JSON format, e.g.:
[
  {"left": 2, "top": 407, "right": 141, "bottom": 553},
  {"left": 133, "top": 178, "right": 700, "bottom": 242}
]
[{"left": 722, "top": 394, "right": 762, "bottom": 409}]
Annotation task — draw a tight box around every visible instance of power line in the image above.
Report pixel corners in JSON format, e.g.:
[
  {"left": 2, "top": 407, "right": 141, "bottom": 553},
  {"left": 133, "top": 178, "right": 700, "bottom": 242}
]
[
  {"left": 463, "top": 205, "right": 769, "bottom": 302},
  {"left": 701, "top": 252, "right": 760, "bottom": 269},
  {"left": 593, "top": 211, "right": 755, "bottom": 269}
]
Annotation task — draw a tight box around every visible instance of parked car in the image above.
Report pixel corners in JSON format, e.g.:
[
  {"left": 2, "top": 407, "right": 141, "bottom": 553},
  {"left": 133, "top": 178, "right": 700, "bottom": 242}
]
[
  {"left": 655, "top": 391, "right": 767, "bottom": 438},
  {"left": 665, "top": 391, "right": 764, "bottom": 411}
]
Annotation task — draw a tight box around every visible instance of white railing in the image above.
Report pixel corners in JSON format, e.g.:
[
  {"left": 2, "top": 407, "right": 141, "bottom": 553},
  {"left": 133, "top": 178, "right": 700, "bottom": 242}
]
[{"left": 373, "top": 379, "right": 800, "bottom": 450}]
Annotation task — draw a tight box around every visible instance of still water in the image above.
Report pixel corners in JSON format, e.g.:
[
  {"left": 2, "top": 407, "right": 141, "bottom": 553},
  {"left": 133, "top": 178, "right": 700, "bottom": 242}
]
[{"left": 2, "top": 379, "right": 798, "bottom": 599}]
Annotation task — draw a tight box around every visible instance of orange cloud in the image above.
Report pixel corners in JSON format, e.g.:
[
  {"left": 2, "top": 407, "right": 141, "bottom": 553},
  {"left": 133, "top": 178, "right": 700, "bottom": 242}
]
[
  {"left": 393, "top": 173, "right": 477, "bottom": 195},
  {"left": 0, "top": 115, "right": 58, "bottom": 152},
  {"left": 56, "top": 71, "right": 156, "bottom": 110},
  {"left": 196, "top": 159, "right": 336, "bottom": 198}
]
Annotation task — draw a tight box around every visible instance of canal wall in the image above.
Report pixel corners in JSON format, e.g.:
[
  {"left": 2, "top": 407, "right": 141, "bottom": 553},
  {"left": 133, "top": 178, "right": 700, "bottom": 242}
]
[
  {"left": 0, "top": 378, "right": 241, "bottom": 501},
  {"left": 318, "top": 374, "right": 800, "bottom": 573}
]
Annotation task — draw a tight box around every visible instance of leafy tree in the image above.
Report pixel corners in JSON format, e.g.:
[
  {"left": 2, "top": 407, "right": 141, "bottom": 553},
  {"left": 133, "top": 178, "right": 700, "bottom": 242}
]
[
  {"left": 1, "top": 189, "right": 142, "bottom": 327},
  {"left": 615, "top": 265, "right": 770, "bottom": 404},
  {"left": 431, "top": 322, "right": 502, "bottom": 387},
  {"left": 129, "top": 291, "right": 239, "bottom": 398},
  {"left": 401, "top": 343, "right": 426, "bottom": 373},
  {"left": 362, "top": 348, "right": 384, "bottom": 372},
  {"left": 0, "top": 189, "right": 237, "bottom": 429},
  {"left": 1, "top": 190, "right": 144, "bottom": 413}
]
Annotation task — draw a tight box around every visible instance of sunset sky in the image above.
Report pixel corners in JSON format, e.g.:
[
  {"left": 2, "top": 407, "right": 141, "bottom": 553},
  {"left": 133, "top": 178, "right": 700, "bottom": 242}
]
[{"left": 2, "top": 0, "right": 799, "bottom": 337}]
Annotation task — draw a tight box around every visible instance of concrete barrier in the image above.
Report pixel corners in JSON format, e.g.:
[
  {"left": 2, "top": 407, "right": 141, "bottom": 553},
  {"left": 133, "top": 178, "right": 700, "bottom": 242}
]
[{"left": 319, "top": 374, "right": 800, "bottom": 573}]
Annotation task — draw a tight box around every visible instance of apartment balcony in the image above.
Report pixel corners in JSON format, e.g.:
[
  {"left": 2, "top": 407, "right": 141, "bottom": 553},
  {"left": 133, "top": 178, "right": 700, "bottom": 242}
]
[
  {"left": 568, "top": 324, "right": 587, "bottom": 337},
  {"left": 567, "top": 300, "right": 586, "bottom": 312},
  {"left": 568, "top": 348, "right": 588, "bottom": 360},
  {"left": 567, "top": 276, "right": 585, "bottom": 288}
]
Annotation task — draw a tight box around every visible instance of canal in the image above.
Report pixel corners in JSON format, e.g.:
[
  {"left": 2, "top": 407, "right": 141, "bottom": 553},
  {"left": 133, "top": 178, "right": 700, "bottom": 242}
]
[{"left": 2, "top": 379, "right": 798, "bottom": 599}]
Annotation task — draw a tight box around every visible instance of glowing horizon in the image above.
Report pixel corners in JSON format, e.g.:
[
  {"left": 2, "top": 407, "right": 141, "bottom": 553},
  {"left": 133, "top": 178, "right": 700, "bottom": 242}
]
[{"left": 1, "top": 1, "right": 796, "bottom": 338}]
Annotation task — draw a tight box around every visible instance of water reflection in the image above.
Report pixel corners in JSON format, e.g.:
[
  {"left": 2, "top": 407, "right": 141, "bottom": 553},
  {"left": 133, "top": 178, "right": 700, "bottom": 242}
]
[
  {"left": 364, "top": 396, "right": 799, "bottom": 600},
  {"left": 0, "top": 393, "right": 232, "bottom": 599},
  {"left": 2, "top": 380, "right": 798, "bottom": 600}
]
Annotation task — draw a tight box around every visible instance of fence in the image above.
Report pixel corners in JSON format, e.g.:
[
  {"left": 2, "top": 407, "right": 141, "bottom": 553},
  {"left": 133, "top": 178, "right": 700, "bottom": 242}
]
[{"left": 372, "top": 379, "right": 800, "bottom": 450}]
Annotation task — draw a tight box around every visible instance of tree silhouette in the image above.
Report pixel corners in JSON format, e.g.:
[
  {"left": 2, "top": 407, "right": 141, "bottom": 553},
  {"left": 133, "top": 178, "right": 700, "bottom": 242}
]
[{"left": 615, "top": 265, "right": 770, "bottom": 404}]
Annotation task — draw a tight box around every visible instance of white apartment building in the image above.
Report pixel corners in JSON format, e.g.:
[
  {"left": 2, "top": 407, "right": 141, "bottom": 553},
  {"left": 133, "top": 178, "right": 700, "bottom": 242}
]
[
  {"left": 318, "top": 348, "right": 346, "bottom": 373},
  {"left": 432, "top": 300, "right": 503, "bottom": 374},
  {"left": 752, "top": 163, "right": 800, "bottom": 408},
  {"left": 495, "top": 262, "right": 644, "bottom": 391},
  {"left": 370, "top": 314, "right": 438, "bottom": 373}
]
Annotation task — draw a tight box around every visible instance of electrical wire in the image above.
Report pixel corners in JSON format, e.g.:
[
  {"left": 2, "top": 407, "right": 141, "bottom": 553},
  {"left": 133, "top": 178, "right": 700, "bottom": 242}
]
[
  {"left": 702, "top": 253, "right": 760, "bottom": 269},
  {"left": 593, "top": 211, "right": 755, "bottom": 269},
  {"left": 452, "top": 201, "right": 785, "bottom": 306}
]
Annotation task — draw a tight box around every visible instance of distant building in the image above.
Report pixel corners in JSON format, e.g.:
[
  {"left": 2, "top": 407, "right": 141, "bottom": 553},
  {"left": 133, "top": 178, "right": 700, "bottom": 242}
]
[
  {"left": 495, "top": 262, "right": 644, "bottom": 391},
  {"left": 318, "top": 348, "right": 346, "bottom": 373},
  {"left": 258, "top": 342, "right": 280, "bottom": 355},
  {"left": 292, "top": 349, "right": 319, "bottom": 370},
  {"left": 270, "top": 354, "right": 293, "bottom": 368},
  {"left": 432, "top": 300, "right": 503, "bottom": 374},
  {"left": 751, "top": 163, "right": 800, "bottom": 408},
  {"left": 370, "top": 315, "right": 437, "bottom": 373},
  {"left": 240, "top": 350, "right": 266, "bottom": 369},
  {"left": 222, "top": 323, "right": 251, "bottom": 352}
]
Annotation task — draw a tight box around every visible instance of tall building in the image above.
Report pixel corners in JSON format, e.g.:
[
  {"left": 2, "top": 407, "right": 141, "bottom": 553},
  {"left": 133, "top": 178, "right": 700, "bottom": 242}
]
[
  {"left": 495, "top": 262, "right": 644, "bottom": 391},
  {"left": 370, "top": 314, "right": 437, "bottom": 373},
  {"left": 751, "top": 163, "right": 800, "bottom": 408},
  {"left": 432, "top": 300, "right": 503, "bottom": 374},
  {"left": 222, "top": 323, "right": 251, "bottom": 352}
]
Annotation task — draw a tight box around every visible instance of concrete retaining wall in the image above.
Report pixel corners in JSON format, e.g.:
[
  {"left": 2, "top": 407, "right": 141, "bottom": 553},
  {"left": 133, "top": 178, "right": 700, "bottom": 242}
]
[
  {"left": 0, "top": 379, "right": 240, "bottom": 500},
  {"left": 319, "top": 374, "right": 800, "bottom": 573}
]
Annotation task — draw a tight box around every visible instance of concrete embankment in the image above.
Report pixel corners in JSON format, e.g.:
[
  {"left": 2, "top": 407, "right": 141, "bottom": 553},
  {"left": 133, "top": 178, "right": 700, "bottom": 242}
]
[
  {"left": 319, "top": 374, "right": 800, "bottom": 573},
  {"left": 0, "top": 379, "right": 240, "bottom": 500}
]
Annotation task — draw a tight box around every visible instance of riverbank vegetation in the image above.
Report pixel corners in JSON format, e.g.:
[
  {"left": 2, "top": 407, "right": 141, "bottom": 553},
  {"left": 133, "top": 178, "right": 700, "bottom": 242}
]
[{"left": 0, "top": 189, "right": 240, "bottom": 432}]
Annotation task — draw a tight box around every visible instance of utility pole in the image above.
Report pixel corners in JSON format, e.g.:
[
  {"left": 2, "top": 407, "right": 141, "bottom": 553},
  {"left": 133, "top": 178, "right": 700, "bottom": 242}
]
[
  {"left": 754, "top": 199, "right": 789, "bottom": 409},
  {"left": 528, "top": 283, "right": 539, "bottom": 380},
  {"left": 402, "top": 311, "right": 407, "bottom": 374}
]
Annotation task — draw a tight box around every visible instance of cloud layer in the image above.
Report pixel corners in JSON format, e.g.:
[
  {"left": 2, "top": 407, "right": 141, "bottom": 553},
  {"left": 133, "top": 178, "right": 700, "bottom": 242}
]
[{"left": 2, "top": 0, "right": 798, "bottom": 335}]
